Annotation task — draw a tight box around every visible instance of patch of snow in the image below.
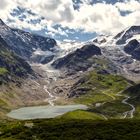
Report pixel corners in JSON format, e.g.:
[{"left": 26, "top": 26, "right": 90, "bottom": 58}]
[
  {"left": 33, "top": 48, "right": 54, "bottom": 56},
  {"left": 126, "top": 34, "right": 140, "bottom": 43}
]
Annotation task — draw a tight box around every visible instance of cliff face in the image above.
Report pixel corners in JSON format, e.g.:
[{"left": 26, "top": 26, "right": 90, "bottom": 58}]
[{"left": 0, "top": 36, "right": 34, "bottom": 84}]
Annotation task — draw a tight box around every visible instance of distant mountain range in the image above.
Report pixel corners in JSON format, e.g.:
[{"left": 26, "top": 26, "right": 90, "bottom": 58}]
[
  {"left": 0, "top": 19, "right": 140, "bottom": 82},
  {"left": 52, "top": 25, "right": 140, "bottom": 81}
]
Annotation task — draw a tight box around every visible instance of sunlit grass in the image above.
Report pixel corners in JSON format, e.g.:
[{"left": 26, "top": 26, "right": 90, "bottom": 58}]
[{"left": 60, "top": 110, "right": 104, "bottom": 120}]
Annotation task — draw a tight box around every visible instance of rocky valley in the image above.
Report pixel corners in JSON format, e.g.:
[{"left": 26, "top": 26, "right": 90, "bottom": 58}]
[{"left": 1, "top": 18, "right": 140, "bottom": 139}]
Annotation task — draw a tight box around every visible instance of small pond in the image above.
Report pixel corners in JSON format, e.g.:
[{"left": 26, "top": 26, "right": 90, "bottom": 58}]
[{"left": 7, "top": 104, "right": 88, "bottom": 120}]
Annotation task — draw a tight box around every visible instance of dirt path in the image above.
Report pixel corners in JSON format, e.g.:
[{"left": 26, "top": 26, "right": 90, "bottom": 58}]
[{"left": 116, "top": 94, "right": 135, "bottom": 119}]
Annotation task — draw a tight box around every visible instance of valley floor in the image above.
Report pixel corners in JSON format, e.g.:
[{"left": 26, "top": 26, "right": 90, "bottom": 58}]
[
  {"left": 1, "top": 63, "right": 140, "bottom": 140},
  {"left": 1, "top": 63, "right": 138, "bottom": 120}
]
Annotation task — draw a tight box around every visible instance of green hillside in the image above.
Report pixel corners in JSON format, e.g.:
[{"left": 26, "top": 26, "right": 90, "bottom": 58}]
[
  {"left": 1, "top": 119, "right": 140, "bottom": 140},
  {"left": 70, "top": 71, "right": 133, "bottom": 119}
]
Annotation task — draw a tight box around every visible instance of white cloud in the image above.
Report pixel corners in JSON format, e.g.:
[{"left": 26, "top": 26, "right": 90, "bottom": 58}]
[
  {"left": 116, "top": 0, "right": 140, "bottom": 12},
  {"left": 16, "top": 0, "right": 75, "bottom": 23},
  {"left": 68, "top": 3, "right": 124, "bottom": 34},
  {"left": 0, "top": 0, "right": 140, "bottom": 36},
  {"left": 0, "top": 0, "right": 15, "bottom": 20}
]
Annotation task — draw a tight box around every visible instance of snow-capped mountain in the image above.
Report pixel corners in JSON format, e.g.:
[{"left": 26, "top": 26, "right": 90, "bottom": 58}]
[
  {"left": 94, "top": 26, "right": 140, "bottom": 81},
  {"left": 0, "top": 19, "right": 57, "bottom": 63},
  {"left": 92, "top": 26, "right": 140, "bottom": 47},
  {"left": 0, "top": 19, "right": 87, "bottom": 65},
  {"left": 52, "top": 25, "right": 140, "bottom": 81},
  {"left": 114, "top": 26, "right": 140, "bottom": 45},
  {"left": 1, "top": 18, "right": 140, "bottom": 81}
]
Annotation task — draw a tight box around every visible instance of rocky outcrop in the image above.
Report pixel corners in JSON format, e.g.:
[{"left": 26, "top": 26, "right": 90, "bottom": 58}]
[
  {"left": 52, "top": 44, "right": 101, "bottom": 74},
  {"left": 132, "top": 47, "right": 140, "bottom": 60},
  {"left": 124, "top": 39, "right": 139, "bottom": 54},
  {"left": 124, "top": 39, "right": 140, "bottom": 60}
]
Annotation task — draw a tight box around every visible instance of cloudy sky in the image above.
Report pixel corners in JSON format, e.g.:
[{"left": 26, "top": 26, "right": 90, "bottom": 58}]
[{"left": 0, "top": 0, "right": 140, "bottom": 41}]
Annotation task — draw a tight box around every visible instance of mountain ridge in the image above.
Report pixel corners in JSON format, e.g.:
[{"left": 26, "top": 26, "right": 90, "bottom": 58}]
[
  {"left": 0, "top": 35, "right": 34, "bottom": 82},
  {"left": 51, "top": 24, "right": 140, "bottom": 81},
  {"left": 0, "top": 19, "right": 57, "bottom": 64}
]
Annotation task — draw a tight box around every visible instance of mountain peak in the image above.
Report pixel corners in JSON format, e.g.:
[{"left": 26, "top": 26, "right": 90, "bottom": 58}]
[
  {"left": 129, "top": 25, "right": 140, "bottom": 30},
  {"left": 114, "top": 25, "right": 140, "bottom": 45},
  {"left": 0, "top": 19, "right": 6, "bottom": 26}
]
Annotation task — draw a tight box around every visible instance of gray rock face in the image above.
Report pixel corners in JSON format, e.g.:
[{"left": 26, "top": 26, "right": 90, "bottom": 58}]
[
  {"left": 0, "top": 36, "right": 34, "bottom": 83},
  {"left": 124, "top": 39, "right": 140, "bottom": 60},
  {"left": 93, "top": 36, "right": 107, "bottom": 44},
  {"left": 124, "top": 39, "right": 139, "bottom": 54},
  {"left": 132, "top": 47, "right": 140, "bottom": 60},
  {"left": 52, "top": 44, "right": 101, "bottom": 74}
]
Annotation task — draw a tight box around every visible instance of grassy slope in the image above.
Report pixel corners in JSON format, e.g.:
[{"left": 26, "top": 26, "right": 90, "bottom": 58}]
[
  {"left": 0, "top": 37, "right": 34, "bottom": 119},
  {"left": 1, "top": 119, "right": 140, "bottom": 140},
  {"left": 0, "top": 68, "right": 8, "bottom": 75},
  {"left": 72, "top": 71, "right": 132, "bottom": 119},
  {"left": 60, "top": 110, "right": 104, "bottom": 120}
]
